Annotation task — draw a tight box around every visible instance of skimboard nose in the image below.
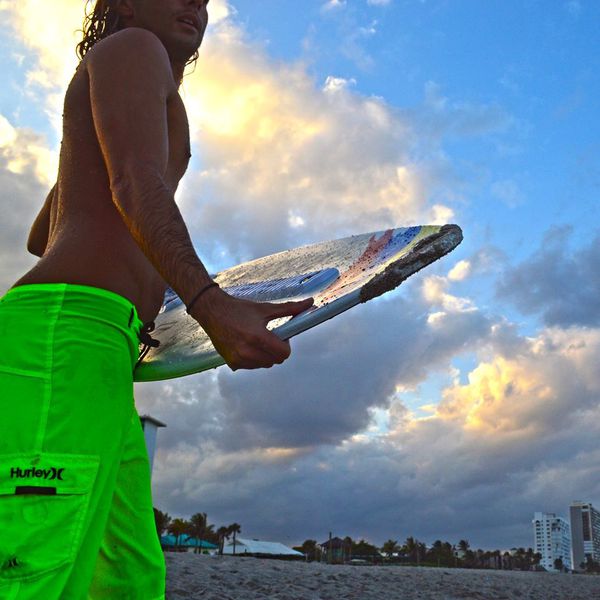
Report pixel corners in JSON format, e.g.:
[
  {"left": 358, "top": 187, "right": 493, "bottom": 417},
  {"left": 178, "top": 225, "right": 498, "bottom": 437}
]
[{"left": 360, "top": 224, "right": 463, "bottom": 303}]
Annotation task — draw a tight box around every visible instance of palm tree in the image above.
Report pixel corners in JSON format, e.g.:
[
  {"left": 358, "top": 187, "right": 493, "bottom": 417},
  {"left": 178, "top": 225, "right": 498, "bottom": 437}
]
[
  {"left": 187, "top": 512, "right": 207, "bottom": 554},
  {"left": 168, "top": 518, "right": 190, "bottom": 551},
  {"left": 216, "top": 526, "right": 229, "bottom": 556},
  {"left": 295, "top": 539, "right": 320, "bottom": 561},
  {"left": 402, "top": 536, "right": 416, "bottom": 561},
  {"left": 153, "top": 507, "right": 171, "bottom": 540},
  {"left": 381, "top": 539, "right": 399, "bottom": 559},
  {"left": 403, "top": 537, "right": 425, "bottom": 565},
  {"left": 228, "top": 523, "right": 241, "bottom": 555}
]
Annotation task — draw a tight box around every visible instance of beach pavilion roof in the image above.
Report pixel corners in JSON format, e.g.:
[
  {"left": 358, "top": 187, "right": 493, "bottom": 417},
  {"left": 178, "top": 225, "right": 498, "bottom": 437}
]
[
  {"left": 223, "top": 537, "right": 303, "bottom": 556},
  {"left": 160, "top": 535, "right": 218, "bottom": 549}
]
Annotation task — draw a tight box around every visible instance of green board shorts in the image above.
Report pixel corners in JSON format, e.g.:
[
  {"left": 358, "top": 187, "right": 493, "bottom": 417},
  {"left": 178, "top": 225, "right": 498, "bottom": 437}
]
[{"left": 0, "top": 284, "right": 165, "bottom": 599}]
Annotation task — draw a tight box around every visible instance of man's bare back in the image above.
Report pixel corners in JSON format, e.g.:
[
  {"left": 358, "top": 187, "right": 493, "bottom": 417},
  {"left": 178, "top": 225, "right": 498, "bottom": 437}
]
[{"left": 15, "top": 1, "right": 312, "bottom": 370}]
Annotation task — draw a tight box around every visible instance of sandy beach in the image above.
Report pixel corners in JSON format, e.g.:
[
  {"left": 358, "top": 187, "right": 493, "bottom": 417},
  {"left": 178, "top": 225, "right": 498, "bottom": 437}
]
[{"left": 165, "top": 553, "right": 600, "bottom": 600}]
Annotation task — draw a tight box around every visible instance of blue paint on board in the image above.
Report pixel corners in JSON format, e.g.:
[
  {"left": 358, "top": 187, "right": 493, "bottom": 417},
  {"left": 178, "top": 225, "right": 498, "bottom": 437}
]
[{"left": 159, "top": 268, "right": 340, "bottom": 314}]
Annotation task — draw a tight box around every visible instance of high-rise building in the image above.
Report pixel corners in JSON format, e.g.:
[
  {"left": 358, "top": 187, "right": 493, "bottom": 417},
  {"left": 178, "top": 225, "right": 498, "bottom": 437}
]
[
  {"left": 533, "top": 512, "right": 572, "bottom": 571},
  {"left": 570, "top": 501, "right": 600, "bottom": 571}
]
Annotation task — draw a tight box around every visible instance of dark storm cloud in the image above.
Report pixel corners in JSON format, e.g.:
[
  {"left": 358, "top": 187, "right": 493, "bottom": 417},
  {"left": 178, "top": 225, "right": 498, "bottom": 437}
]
[
  {"left": 149, "top": 401, "right": 600, "bottom": 550},
  {"left": 496, "top": 226, "right": 600, "bottom": 327},
  {"left": 146, "top": 325, "right": 600, "bottom": 550},
  {"left": 210, "top": 292, "right": 492, "bottom": 452},
  {"left": 136, "top": 280, "right": 494, "bottom": 455}
]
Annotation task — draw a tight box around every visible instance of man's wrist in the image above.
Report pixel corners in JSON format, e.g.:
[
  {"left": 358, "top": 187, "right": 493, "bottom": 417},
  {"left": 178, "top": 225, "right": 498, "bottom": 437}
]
[
  {"left": 186, "top": 281, "right": 220, "bottom": 315},
  {"left": 187, "top": 282, "right": 225, "bottom": 326}
]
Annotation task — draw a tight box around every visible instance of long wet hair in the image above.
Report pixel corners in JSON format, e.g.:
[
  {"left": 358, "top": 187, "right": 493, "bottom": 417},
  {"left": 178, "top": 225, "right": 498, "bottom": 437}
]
[{"left": 76, "top": 0, "right": 199, "bottom": 68}]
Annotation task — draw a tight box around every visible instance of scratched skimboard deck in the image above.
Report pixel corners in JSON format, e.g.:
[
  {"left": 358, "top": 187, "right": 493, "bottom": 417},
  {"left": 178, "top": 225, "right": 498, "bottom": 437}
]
[{"left": 134, "top": 224, "right": 463, "bottom": 382}]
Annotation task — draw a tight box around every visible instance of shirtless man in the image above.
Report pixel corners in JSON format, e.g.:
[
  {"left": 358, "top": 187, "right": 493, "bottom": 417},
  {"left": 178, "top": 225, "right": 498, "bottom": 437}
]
[{"left": 0, "top": 1, "right": 311, "bottom": 598}]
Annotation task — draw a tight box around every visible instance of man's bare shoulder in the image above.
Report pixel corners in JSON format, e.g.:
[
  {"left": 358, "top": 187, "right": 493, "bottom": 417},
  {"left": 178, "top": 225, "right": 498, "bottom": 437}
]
[{"left": 83, "top": 28, "right": 174, "bottom": 83}]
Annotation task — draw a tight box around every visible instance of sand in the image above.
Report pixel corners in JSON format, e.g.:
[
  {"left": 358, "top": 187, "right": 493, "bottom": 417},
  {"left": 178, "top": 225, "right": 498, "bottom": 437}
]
[{"left": 165, "top": 553, "right": 600, "bottom": 600}]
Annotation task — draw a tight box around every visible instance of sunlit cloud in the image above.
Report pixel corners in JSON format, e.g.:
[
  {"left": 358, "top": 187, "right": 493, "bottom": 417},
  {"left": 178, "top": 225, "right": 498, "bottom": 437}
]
[
  {"left": 435, "top": 327, "right": 600, "bottom": 436},
  {"left": 180, "top": 22, "right": 448, "bottom": 263},
  {"left": 448, "top": 259, "right": 472, "bottom": 281},
  {"left": 0, "top": 115, "right": 56, "bottom": 185}
]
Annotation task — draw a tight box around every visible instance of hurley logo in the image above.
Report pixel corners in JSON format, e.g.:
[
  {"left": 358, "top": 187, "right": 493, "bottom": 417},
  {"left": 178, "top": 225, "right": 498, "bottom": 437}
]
[{"left": 10, "top": 466, "right": 65, "bottom": 481}]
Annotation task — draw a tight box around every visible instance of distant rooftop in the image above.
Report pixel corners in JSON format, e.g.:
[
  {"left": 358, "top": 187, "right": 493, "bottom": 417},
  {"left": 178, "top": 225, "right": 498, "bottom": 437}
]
[
  {"left": 223, "top": 537, "right": 302, "bottom": 556},
  {"left": 140, "top": 414, "right": 167, "bottom": 428},
  {"left": 160, "top": 535, "right": 217, "bottom": 549}
]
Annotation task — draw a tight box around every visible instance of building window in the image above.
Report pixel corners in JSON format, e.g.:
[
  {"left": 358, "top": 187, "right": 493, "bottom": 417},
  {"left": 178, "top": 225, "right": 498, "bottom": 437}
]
[{"left": 582, "top": 514, "right": 591, "bottom": 541}]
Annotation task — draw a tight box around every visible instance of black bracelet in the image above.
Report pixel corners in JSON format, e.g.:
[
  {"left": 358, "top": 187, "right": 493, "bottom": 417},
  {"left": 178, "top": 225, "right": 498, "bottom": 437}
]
[{"left": 186, "top": 282, "right": 219, "bottom": 315}]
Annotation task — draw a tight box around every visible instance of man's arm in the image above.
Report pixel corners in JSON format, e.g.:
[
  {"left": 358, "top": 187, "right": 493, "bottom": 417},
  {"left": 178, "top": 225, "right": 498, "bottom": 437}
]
[
  {"left": 27, "top": 184, "right": 56, "bottom": 257},
  {"left": 86, "top": 29, "right": 311, "bottom": 369},
  {"left": 87, "top": 29, "right": 205, "bottom": 301}
]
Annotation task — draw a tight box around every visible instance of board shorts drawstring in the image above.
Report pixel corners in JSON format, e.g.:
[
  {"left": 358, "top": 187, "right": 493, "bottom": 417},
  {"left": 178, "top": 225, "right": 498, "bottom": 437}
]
[{"left": 136, "top": 321, "right": 160, "bottom": 368}]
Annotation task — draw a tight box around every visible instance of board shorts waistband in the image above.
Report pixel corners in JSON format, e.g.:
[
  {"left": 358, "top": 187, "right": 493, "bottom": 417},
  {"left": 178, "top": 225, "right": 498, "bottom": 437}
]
[{"left": 1, "top": 284, "right": 144, "bottom": 363}]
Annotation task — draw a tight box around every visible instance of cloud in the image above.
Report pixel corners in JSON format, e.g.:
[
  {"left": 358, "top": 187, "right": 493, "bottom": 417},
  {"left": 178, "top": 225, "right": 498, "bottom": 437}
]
[
  {"left": 178, "top": 22, "right": 462, "bottom": 266},
  {"left": 321, "top": 1, "right": 347, "bottom": 12},
  {"left": 134, "top": 272, "right": 499, "bottom": 542},
  {"left": 447, "top": 259, "right": 471, "bottom": 282},
  {"left": 422, "top": 273, "right": 476, "bottom": 313},
  {"left": 419, "top": 81, "right": 513, "bottom": 139},
  {"left": 490, "top": 178, "right": 524, "bottom": 208},
  {"left": 139, "top": 322, "right": 600, "bottom": 548},
  {"left": 133, "top": 223, "right": 600, "bottom": 547},
  {"left": 436, "top": 327, "right": 600, "bottom": 437},
  {"left": 0, "top": 115, "right": 56, "bottom": 185},
  {"left": 0, "top": 0, "right": 233, "bottom": 134},
  {"left": 0, "top": 114, "right": 55, "bottom": 292},
  {"left": 497, "top": 226, "right": 600, "bottom": 327},
  {"left": 137, "top": 277, "right": 491, "bottom": 451},
  {"left": 0, "top": 0, "right": 504, "bottom": 274},
  {"left": 0, "top": 0, "right": 82, "bottom": 137}
]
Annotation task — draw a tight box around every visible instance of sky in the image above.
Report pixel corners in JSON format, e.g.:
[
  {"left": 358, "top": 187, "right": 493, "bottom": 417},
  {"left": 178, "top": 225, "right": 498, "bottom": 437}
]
[{"left": 0, "top": 0, "right": 599, "bottom": 551}]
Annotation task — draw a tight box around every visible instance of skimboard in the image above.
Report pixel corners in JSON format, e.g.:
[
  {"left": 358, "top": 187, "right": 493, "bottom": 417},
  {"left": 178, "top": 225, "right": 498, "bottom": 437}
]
[{"left": 134, "top": 224, "right": 463, "bottom": 382}]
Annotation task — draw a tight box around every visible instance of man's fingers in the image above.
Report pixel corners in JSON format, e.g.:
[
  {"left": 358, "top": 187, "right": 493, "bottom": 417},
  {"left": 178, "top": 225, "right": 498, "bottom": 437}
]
[
  {"left": 203, "top": 294, "right": 307, "bottom": 372},
  {"left": 227, "top": 339, "right": 290, "bottom": 370},
  {"left": 257, "top": 333, "right": 291, "bottom": 362},
  {"left": 263, "top": 297, "right": 314, "bottom": 320}
]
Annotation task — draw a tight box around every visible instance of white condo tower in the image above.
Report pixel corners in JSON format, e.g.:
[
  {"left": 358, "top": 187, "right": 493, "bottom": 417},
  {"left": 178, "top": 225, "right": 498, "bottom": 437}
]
[{"left": 533, "top": 512, "right": 572, "bottom": 571}]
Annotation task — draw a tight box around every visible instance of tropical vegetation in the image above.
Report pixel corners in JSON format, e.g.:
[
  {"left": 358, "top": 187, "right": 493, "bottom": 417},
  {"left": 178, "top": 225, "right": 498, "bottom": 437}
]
[
  {"left": 294, "top": 534, "right": 544, "bottom": 571},
  {"left": 154, "top": 510, "right": 564, "bottom": 573},
  {"left": 153, "top": 507, "right": 242, "bottom": 555}
]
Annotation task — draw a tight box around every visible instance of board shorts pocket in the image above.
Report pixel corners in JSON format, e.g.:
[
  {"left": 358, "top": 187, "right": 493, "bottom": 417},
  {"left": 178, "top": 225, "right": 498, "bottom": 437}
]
[{"left": 0, "top": 453, "right": 99, "bottom": 582}]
